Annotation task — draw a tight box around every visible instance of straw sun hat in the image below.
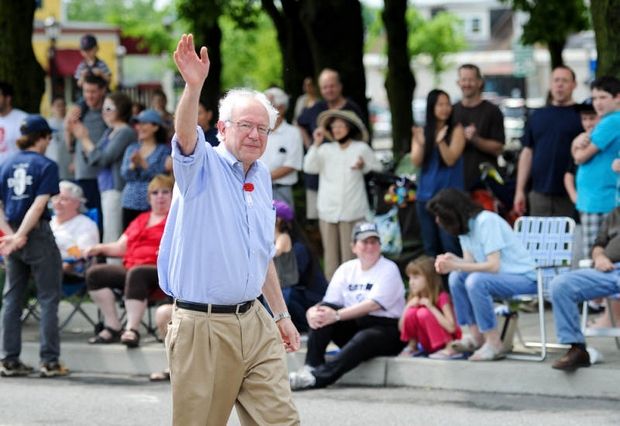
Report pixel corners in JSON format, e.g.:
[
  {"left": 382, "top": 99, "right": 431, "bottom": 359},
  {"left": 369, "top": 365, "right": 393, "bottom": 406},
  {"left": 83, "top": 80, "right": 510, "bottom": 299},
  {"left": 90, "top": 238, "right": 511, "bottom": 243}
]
[{"left": 317, "top": 109, "right": 369, "bottom": 143}]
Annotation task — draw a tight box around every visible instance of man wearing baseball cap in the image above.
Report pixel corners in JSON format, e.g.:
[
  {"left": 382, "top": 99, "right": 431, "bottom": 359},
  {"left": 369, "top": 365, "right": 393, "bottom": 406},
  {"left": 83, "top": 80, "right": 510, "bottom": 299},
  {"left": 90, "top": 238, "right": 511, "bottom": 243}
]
[
  {"left": 0, "top": 114, "right": 66, "bottom": 378},
  {"left": 289, "top": 221, "right": 405, "bottom": 390}
]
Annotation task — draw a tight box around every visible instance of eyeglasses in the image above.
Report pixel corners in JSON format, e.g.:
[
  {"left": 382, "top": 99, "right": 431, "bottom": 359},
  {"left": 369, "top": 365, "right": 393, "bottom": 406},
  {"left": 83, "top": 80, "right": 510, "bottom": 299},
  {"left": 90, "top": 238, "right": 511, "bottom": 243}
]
[
  {"left": 226, "top": 120, "right": 271, "bottom": 136},
  {"left": 149, "top": 189, "right": 171, "bottom": 196}
]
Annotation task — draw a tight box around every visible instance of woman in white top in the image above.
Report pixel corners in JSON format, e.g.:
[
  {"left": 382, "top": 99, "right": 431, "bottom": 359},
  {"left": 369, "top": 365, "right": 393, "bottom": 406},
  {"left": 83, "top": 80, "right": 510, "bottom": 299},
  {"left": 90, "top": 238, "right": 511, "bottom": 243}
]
[
  {"left": 289, "top": 222, "right": 405, "bottom": 390},
  {"left": 303, "top": 109, "right": 382, "bottom": 279}
]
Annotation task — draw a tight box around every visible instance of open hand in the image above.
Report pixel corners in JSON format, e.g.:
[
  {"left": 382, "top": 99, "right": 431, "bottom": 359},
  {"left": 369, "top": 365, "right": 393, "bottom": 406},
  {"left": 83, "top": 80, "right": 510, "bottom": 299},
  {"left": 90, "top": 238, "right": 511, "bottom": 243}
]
[
  {"left": 277, "top": 318, "right": 301, "bottom": 352},
  {"left": 173, "top": 34, "right": 210, "bottom": 88}
]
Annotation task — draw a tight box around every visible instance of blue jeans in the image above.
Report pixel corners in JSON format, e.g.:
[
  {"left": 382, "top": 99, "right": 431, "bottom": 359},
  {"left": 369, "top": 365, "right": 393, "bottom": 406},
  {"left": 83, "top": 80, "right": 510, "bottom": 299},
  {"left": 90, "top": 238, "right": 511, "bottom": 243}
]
[
  {"left": 0, "top": 221, "right": 63, "bottom": 363},
  {"left": 416, "top": 200, "right": 462, "bottom": 257},
  {"left": 549, "top": 265, "right": 620, "bottom": 344},
  {"left": 449, "top": 271, "right": 537, "bottom": 333}
]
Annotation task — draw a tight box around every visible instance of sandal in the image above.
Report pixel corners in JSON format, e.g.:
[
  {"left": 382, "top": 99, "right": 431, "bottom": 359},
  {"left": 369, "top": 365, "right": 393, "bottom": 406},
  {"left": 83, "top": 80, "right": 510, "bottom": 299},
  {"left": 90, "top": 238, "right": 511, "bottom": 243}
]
[
  {"left": 149, "top": 369, "right": 170, "bottom": 382},
  {"left": 450, "top": 335, "right": 482, "bottom": 353},
  {"left": 120, "top": 329, "right": 141, "bottom": 348},
  {"left": 88, "top": 326, "right": 121, "bottom": 344},
  {"left": 468, "top": 343, "right": 506, "bottom": 361},
  {"left": 429, "top": 348, "right": 466, "bottom": 360}
]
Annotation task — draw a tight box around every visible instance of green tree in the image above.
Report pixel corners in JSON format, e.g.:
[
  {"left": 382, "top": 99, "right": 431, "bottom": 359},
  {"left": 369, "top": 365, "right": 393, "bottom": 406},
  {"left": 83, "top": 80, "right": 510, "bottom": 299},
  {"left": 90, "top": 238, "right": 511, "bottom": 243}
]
[
  {"left": 219, "top": 12, "right": 282, "bottom": 90},
  {"left": 0, "top": 0, "right": 45, "bottom": 112},
  {"left": 501, "top": 0, "right": 589, "bottom": 69},
  {"left": 67, "top": 0, "right": 176, "bottom": 53},
  {"left": 408, "top": 10, "right": 467, "bottom": 85},
  {"left": 591, "top": 0, "right": 620, "bottom": 78}
]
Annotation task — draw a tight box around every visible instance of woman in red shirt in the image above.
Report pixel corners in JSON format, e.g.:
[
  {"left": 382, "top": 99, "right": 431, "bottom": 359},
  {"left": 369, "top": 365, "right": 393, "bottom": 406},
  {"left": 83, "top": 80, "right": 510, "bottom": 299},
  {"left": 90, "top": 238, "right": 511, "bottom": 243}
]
[{"left": 85, "top": 174, "right": 173, "bottom": 347}]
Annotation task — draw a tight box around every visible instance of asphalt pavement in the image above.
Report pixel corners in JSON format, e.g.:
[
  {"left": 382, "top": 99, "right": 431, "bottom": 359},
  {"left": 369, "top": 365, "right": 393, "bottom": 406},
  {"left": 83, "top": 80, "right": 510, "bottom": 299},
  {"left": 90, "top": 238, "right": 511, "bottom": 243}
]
[{"left": 13, "top": 300, "right": 620, "bottom": 401}]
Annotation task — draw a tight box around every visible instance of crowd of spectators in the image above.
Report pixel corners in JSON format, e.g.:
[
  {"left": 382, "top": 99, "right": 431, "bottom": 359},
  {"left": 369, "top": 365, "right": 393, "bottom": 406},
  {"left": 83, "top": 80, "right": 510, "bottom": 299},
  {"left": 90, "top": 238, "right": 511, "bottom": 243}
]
[{"left": 0, "top": 34, "right": 618, "bottom": 385}]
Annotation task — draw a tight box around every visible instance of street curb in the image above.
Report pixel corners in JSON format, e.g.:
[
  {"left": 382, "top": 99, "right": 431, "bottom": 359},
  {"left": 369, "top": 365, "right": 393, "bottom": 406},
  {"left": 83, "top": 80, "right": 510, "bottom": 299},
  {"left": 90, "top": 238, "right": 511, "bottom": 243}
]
[{"left": 21, "top": 343, "right": 620, "bottom": 400}]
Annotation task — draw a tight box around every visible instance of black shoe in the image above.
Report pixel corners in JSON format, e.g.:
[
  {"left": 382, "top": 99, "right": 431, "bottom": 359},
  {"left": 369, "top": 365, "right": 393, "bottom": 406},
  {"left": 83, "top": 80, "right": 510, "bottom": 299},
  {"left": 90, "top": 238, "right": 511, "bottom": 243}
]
[
  {"left": 0, "top": 359, "right": 34, "bottom": 377},
  {"left": 552, "top": 346, "right": 590, "bottom": 371}
]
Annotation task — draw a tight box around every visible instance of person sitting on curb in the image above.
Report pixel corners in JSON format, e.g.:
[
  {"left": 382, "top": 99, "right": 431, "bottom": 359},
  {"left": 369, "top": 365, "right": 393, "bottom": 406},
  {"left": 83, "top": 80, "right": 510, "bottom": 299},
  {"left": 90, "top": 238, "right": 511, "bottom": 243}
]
[
  {"left": 429, "top": 188, "right": 537, "bottom": 361},
  {"left": 549, "top": 205, "right": 620, "bottom": 370},
  {"left": 288, "top": 222, "right": 405, "bottom": 390}
]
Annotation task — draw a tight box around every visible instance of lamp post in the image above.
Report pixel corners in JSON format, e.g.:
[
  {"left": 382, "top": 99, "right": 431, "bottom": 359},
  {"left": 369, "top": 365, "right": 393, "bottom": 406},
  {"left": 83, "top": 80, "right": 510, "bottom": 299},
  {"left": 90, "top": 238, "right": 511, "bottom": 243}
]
[
  {"left": 44, "top": 16, "right": 60, "bottom": 104},
  {"left": 115, "top": 44, "right": 127, "bottom": 90}
]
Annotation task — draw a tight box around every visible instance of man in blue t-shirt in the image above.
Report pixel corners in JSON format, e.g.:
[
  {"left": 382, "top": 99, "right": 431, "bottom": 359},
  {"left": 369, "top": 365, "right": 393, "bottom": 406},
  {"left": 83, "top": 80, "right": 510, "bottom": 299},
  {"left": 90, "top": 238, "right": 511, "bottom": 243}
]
[
  {"left": 0, "top": 115, "right": 66, "bottom": 378},
  {"left": 514, "top": 66, "right": 583, "bottom": 217}
]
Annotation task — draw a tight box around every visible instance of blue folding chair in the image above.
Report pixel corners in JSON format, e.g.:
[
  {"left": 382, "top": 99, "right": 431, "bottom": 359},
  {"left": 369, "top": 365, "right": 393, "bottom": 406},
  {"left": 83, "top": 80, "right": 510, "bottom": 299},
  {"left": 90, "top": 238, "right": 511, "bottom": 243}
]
[{"left": 506, "top": 216, "right": 576, "bottom": 362}]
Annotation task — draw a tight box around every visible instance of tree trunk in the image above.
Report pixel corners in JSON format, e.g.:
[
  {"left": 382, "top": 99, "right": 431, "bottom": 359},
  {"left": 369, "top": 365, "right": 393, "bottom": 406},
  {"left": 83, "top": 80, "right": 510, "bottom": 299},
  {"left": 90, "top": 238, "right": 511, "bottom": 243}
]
[
  {"left": 547, "top": 39, "right": 565, "bottom": 69},
  {"left": 177, "top": 0, "right": 223, "bottom": 118},
  {"left": 591, "top": 0, "right": 620, "bottom": 78},
  {"left": 0, "top": 0, "right": 45, "bottom": 112},
  {"left": 298, "top": 0, "right": 368, "bottom": 124},
  {"left": 262, "top": 0, "right": 315, "bottom": 121},
  {"left": 382, "top": 0, "right": 415, "bottom": 157}
]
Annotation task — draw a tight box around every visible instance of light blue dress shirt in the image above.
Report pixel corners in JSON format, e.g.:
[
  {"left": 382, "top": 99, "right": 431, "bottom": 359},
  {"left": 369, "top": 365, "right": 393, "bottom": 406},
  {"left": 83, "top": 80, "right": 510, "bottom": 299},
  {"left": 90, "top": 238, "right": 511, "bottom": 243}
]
[{"left": 158, "top": 127, "right": 276, "bottom": 304}]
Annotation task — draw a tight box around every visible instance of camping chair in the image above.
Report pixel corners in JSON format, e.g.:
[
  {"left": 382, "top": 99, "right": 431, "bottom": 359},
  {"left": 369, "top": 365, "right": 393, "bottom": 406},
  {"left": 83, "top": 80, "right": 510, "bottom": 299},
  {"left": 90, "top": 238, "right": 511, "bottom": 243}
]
[
  {"left": 505, "top": 216, "right": 576, "bottom": 362},
  {"left": 579, "top": 259, "right": 620, "bottom": 349}
]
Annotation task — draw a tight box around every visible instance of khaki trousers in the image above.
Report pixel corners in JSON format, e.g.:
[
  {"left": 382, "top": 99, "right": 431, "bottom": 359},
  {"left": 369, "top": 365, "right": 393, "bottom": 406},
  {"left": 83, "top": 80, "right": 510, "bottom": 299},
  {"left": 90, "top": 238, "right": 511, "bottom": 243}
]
[
  {"left": 166, "top": 302, "right": 300, "bottom": 426},
  {"left": 319, "top": 219, "right": 358, "bottom": 280}
]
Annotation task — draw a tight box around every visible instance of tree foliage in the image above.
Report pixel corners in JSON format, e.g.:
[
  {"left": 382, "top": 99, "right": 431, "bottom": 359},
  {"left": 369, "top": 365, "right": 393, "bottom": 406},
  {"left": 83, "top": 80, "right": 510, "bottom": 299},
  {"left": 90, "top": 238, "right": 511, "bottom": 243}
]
[
  {"left": 220, "top": 11, "right": 282, "bottom": 90},
  {"left": 591, "top": 0, "right": 620, "bottom": 78},
  {"left": 501, "top": 0, "right": 589, "bottom": 69},
  {"left": 0, "top": 0, "right": 45, "bottom": 112},
  {"left": 408, "top": 10, "right": 467, "bottom": 84},
  {"left": 66, "top": 0, "right": 177, "bottom": 53}
]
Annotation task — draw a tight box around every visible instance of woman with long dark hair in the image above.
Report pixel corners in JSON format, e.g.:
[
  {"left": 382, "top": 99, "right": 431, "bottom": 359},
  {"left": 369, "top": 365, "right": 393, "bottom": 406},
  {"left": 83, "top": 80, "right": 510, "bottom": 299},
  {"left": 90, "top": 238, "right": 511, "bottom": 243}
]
[
  {"left": 428, "top": 188, "right": 536, "bottom": 361},
  {"left": 411, "top": 89, "right": 466, "bottom": 257}
]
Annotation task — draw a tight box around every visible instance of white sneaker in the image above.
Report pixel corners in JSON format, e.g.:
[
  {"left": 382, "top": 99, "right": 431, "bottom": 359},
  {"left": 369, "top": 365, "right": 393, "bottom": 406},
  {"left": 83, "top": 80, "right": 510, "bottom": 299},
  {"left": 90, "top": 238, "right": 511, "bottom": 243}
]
[
  {"left": 289, "top": 366, "right": 316, "bottom": 390},
  {"left": 586, "top": 347, "right": 604, "bottom": 365}
]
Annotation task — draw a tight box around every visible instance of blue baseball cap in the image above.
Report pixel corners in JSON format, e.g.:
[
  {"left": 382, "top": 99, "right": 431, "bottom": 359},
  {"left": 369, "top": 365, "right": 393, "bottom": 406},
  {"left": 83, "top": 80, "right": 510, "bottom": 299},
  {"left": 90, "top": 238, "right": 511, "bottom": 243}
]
[
  {"left": 132, "top": 109, "right": 164, "bottom": 126},
  {"left": 20, "top": 114, "right": 55, "bottom": 135},
  {"left": 80, "top": 34, "right": 98, "bottom": 50}
]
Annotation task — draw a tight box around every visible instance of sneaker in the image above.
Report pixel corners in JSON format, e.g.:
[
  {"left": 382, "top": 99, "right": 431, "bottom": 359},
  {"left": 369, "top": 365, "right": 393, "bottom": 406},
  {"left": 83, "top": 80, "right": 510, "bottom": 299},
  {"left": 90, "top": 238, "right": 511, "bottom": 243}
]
[
  {"left": 39, "top": 361, "right": 69, "bottom": 378},
  {"left": 289, "top": 367, "right": 316, "bottom": 391},
  {"left": 0, "top": 359, "right": 34, "bottom": 377},
  {"left": 552, "top": 346, "right": 590, "bottom": 371}
]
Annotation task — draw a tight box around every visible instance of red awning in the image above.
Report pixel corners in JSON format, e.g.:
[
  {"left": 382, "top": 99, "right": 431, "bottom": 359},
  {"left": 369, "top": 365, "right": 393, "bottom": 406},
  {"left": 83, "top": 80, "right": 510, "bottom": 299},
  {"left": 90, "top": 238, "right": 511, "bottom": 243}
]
[{"left": 52, "top": 49, "right": 84, "bottom": 77}]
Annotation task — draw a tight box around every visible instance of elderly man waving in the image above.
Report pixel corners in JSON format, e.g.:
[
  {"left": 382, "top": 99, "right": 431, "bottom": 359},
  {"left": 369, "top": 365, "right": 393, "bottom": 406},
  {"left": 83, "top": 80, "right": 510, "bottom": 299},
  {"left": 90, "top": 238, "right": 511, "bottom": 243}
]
[{"left": 158, "top": 34, "right": 300, "bottom": 426}]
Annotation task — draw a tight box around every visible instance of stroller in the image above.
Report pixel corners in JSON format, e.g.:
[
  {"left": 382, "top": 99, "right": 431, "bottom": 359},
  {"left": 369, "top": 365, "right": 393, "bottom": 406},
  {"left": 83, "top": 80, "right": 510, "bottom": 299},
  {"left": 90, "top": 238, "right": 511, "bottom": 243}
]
[{"left": 365, "top": 154, "right": 424, "bottom": 272}]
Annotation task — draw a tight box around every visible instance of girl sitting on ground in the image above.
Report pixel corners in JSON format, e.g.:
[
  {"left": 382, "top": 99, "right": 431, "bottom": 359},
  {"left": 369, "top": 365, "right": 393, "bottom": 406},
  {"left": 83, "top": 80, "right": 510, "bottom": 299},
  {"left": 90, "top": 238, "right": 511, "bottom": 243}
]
[{"left": 399, "top": 257, "right": 461, "bottom": 358}]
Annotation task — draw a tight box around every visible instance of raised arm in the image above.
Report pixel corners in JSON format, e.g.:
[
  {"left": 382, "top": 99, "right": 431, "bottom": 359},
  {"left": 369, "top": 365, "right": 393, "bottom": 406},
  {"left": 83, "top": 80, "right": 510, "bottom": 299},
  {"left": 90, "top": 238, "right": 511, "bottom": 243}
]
[{"left": 173, "top": 34, "right": 210, "bottom": 155}]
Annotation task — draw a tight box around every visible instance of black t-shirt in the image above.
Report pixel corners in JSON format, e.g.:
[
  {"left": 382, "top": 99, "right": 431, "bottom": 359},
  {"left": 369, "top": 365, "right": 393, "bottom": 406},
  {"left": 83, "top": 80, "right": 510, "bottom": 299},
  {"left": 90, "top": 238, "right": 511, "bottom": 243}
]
[
  {"left": 452, "top": 100, "right": 505, "bottom": 190},
  {"left": 522, "top": 105, "right": 583, "bottom": 195}
]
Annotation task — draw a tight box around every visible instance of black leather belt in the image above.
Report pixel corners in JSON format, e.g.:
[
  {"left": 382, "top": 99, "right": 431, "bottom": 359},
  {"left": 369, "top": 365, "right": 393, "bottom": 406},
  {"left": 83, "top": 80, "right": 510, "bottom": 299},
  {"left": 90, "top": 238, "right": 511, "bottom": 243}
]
[{"left": 176, "top": 299, "right": 254, "bottom": 314}]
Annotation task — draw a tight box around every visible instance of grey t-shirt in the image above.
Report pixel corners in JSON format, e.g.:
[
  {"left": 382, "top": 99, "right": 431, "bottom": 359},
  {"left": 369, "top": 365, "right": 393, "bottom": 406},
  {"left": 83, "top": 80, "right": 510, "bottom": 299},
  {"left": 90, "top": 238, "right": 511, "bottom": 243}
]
[{"left": 75, "top": 108, "right": 107, "bottom": 180}]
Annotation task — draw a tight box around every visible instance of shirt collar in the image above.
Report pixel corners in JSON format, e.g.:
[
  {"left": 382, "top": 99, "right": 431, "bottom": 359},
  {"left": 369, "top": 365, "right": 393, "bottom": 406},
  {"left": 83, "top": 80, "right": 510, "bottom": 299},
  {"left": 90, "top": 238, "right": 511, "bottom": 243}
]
[{"left": 214, "top": 142, "right": 258, "bottom": 178}]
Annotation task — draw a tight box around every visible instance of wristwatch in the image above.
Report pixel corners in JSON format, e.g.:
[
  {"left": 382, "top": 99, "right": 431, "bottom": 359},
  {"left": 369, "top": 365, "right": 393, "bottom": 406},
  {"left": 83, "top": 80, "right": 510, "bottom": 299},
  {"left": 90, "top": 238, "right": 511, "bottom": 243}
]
[{"left": 273, "top": 311, "right": 291, "bottom": 322}]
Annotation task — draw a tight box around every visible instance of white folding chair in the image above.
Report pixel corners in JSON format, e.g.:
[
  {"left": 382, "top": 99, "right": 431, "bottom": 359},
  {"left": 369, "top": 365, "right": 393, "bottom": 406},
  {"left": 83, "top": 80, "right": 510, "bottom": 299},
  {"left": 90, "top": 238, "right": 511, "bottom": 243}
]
[{"left": 506, "top": 216, "right": 576, "bottom": 361}]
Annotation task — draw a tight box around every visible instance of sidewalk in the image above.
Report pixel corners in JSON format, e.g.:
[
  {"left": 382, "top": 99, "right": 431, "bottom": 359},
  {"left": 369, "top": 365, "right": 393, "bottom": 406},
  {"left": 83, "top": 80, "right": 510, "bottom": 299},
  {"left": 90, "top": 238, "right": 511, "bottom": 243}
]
[{"left": 17, "top": 301, "right": 620, "bottom": 400}]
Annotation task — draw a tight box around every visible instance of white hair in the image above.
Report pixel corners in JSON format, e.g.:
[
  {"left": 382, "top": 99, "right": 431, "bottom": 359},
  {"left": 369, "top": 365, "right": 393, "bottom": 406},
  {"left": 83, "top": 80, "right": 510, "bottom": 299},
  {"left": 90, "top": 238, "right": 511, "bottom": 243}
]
[
  {"left": 59, "top": 180, "right": 87, "bottom": 211},
  {"left": 217, "top": 88, "right": 279, "bottom": 143},
  {"left": 264, "top": 87, "right": 289, "bottom": 110}
]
